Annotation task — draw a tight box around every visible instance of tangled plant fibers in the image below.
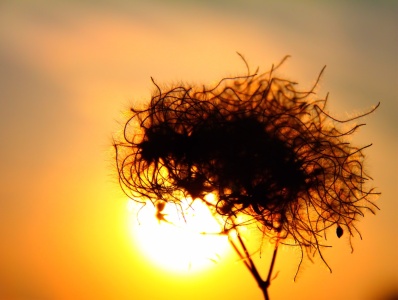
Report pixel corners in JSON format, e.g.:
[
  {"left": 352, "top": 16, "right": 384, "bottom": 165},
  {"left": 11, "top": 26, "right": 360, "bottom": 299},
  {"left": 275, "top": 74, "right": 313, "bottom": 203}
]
[{"left": 114, "top": 56, "right": 379, "bottom": 276}]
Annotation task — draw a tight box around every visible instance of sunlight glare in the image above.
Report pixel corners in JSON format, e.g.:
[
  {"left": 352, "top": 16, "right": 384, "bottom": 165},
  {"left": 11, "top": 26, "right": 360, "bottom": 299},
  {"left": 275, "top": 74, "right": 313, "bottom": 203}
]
[{"left": 128, "top": 196, "right": 230, "bottom": 273}]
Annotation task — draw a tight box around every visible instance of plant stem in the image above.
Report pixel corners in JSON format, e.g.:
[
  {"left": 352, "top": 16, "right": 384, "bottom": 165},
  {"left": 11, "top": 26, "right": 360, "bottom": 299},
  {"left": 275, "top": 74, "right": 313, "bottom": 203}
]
[{"left": 229, "top": 225, "right": 279, "bottom": 300}]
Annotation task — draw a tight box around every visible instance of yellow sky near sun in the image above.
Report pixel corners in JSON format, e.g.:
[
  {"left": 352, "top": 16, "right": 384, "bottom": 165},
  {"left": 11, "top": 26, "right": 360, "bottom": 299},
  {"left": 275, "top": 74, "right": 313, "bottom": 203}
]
[{"left": 0, "top": 1, "right": 396, "bottom": 300}]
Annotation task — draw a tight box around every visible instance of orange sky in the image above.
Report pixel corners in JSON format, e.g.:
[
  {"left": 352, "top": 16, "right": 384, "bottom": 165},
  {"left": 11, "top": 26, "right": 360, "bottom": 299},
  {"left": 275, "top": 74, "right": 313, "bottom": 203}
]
[{"left": 0, "top": 1, "right": 397, "bottom": 299}]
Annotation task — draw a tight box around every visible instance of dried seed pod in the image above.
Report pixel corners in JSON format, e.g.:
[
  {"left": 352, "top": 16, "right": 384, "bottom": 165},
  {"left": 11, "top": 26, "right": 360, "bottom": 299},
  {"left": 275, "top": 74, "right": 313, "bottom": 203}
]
[{"left": 114, "top": 56, "right": 379, "bottom": 269}]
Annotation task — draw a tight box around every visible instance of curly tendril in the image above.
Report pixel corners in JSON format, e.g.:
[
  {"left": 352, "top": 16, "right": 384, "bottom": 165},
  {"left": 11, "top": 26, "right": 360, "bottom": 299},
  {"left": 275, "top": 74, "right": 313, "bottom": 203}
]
[{"left": 114, "top": 56, "right": 379, "bottom": 273}]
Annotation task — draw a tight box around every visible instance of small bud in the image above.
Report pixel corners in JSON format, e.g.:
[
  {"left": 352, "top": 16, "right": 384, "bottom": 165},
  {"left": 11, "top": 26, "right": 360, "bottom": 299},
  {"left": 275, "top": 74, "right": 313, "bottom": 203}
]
[{"left": 336, "top": 225, "right": 343, "bottom": 238}]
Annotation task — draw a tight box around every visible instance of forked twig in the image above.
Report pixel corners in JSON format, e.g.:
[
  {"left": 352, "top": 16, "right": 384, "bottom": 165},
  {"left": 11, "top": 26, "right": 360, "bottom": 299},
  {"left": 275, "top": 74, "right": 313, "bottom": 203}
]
[{"left": 227, "top": 220, "right": 279, "bottom": 300}]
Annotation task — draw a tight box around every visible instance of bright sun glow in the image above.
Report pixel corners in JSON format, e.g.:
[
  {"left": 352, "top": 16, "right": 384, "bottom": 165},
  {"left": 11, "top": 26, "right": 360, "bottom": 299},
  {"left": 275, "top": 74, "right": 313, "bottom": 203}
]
[{"left": 127, "top": 194, "right": 230, "bottom": 273}]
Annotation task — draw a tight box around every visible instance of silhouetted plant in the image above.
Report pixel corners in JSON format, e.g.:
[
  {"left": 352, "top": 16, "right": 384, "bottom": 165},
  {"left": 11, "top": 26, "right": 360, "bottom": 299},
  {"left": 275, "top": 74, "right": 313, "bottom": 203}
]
[{"left": 114, "top": 55, "right": 379, "bottom": 299}]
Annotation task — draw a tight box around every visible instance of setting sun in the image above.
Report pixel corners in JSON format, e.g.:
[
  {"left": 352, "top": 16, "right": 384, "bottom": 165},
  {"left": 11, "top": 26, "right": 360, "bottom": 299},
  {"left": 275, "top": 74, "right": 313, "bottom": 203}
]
[
  {"left": 127, "top": 196, "right": 230, "bottom": 273},
  {"left": 1, "top": 1, "right": 395, "bottom": 299}
]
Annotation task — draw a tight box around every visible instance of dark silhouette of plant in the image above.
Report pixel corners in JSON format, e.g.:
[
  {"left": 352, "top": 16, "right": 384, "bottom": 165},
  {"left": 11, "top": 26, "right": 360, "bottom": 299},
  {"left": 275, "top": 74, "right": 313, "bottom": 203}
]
[{"left": 114, "top": 55, "right": 379, "bottom": 299}]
